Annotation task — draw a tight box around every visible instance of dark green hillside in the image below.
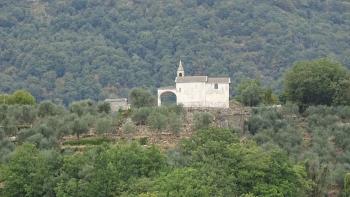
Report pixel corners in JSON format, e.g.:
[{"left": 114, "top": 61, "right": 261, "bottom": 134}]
[{"left": 1, "top": 0, "right": 350, "bottom": 103}]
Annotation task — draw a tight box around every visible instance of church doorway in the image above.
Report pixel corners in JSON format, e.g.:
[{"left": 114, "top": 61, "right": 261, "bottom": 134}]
[{"left": 159, "top": 91, "right": 177, "bottom": 106}]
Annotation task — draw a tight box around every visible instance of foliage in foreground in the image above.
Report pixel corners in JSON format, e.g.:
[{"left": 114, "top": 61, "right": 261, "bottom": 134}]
[
  {"left": 0, "top": 128, "right": 312, "bottom": 197},
  {"left": 247, "top": 105, "right": 350, "bottom": 196}
]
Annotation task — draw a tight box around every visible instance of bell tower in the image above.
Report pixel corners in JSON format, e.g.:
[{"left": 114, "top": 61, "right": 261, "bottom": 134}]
[{"left": 177, "top": 60, "right": 185, "bottom": 77}]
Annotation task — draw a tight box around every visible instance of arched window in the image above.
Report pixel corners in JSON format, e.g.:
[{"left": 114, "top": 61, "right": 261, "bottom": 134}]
[{"left": 214, "top": 83, "right": 218, "bottom": 89}]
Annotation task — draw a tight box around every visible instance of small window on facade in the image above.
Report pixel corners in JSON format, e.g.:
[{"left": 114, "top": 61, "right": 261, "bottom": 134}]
[
  {"left": 179, "top": 73, "right": 183, "bottom": 77},
  {"left": 214, "top": 84, "right": 218, "bottom": 89}
]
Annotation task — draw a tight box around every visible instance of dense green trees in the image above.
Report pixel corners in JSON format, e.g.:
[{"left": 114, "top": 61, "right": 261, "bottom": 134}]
[
  {"left": 1, "top": 0, "right": 350, "bottom": 103},
  {"left": 236, "top": 79, "right": 264, "bottom": 106},
  {"left": 247, "top": 105, "right": 350, "bottom": 196},
  {"left": 175, "top": 128, "right": 311, "bottom": 196},
  {"left": 236, "top": 80, "right": 278, "bottom": 106},
  {"left": 0, "top": 144, "right": 61, "bottom": 197},
  {"left": 0, "top": 143, "right": 166, "bottom": 197},
  {"left": 0, "top": 98, "right": 119, "bottom": 155},
  {"left": 284, "top": 59, "right": 350, "bottom": 108},
  {"left": 2, "top": 95, "right": 350, "bottom": 195},
  {"left": 0, "top": 128, "right": 312, "bottom": 197},
  {"left": 130, "top": 105, "right": 183, "bottom": 134},
  {"left": 55, "top": 143, "right": 166, "bottom": 197}
]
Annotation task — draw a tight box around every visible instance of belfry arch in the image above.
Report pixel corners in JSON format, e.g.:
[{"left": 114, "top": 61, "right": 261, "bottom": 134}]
[{"left": 157, "top": 87, "right": 177, "bottom": 106}]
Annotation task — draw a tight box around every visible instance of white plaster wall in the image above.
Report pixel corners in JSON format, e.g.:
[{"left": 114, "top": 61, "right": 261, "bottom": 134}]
[
  {"left": 176, "top": 82, "right": 206, "bottom": 107},
  {"left": 204, "top": 83, "right": 230, "bottom": 108},
  {"left": 176, "top": 82, "right": 230, "bottom": 108}
]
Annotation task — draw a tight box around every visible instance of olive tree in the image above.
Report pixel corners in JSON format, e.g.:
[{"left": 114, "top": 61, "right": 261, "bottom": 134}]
[{"left": 129, "top": 88, "right": 155, "bottom": 108}]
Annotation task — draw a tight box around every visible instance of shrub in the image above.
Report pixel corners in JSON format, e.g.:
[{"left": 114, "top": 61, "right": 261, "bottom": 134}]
[
  {"left": 132, "top": 107, "right": 152, "bottom": 125},
  {"left": 193, "top": 112, "right": 213, "bottom": 130},
  {"left": 236, "top": 79, "right": 264, "bottom": 106},
  {"left": 129, "top": 88, "right": 156, "bottom": 108},
  {"left": 96, "top": 117, "right": 113, "bottom": 135},
  {"left": 166, "top": 104, "right": 184, "bottom": 115},
  {"left": 345, "top": 173, "right": 350, "bottom": 197},
  {"left": 97, "top": 102, "right": 111, "bottom": 114},
  {"left": 139, "top": 137, "right": 148, "bottom": 145},
  {"left": 38, "top": 101, "right": 58, "bottom": 117},
  {"left": 336, "top": 106, "right": 350, "bottom": 119},
  {"left": 62, "top": 138, "right": 114, "bottom": 146},
  {"left": 122, "top": 119, "right": 137, "bottom": 134},
  {"left": 147, "top": 111, "right": 167, "bottom": 131},
  {"left": 69, "top": 115, "right": 89, "bottom": 140},
  {"left": 167, "top": 112, "right": 182, "bottom": 135},
  {"left": 69, "top": 100, "right": 97, "bottom": 117}
]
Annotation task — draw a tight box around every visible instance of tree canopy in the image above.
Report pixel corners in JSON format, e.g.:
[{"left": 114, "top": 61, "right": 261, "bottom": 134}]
[
  {"left": 0, "top": 0, "right": 350, "bottom": 103},
  {"left": 284, "top": 59, "right": 350, "bottom": 107},
  {"left": 0, "top": 90, "right": 36, "bottom": 105},
  {"left": 0, "top": 128, "right": 312, "bottom": 197},
  {"left": 129, "top": 88, "right": 156, "bottom": 108}
]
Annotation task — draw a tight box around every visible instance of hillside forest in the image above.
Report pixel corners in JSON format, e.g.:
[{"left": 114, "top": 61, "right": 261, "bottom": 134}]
[
  {"left": 1, "top": 0, "right": 350, "bottom": 104},
  {"left": 1, "top": 59, "right": 350, "bottom": 196},
  {"left": 1, "top": 0, "right": 350, "bottom": 196}
]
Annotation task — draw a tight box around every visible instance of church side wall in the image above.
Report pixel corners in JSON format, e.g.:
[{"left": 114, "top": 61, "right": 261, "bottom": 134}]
[
  {"left": 204, "top": 83, "right": 230, "bottom": 108},
  {"left": 176, "top": 82, "right": 206, "bottom": 107}
]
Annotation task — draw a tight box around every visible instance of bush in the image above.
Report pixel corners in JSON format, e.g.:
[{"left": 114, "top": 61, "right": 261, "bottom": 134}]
[
  {"left": 69, "top": 115, "right": 89, "bottom": 139},
  {"left": 167, "top": 112, "right": 182, "bottom": 135},
  {"left": 38, "top": 101, "right": 58, "bottom": 117},
  {"left": 193, "top": 112, "right": 213, "bottom": 130},
  {"left": 62, "top": 138, "right": 114, "bottom": 146},
  {"left": 122, "top": 119, "right": 137, "bottom": 134},
  {"left": 263, "top": 88, "right": 278, "bottom": 105},
  {"left": 69, "top": 100, "right": 97, "bottom": 117},
  {"left": 129, "top": 88, "right": 156, "bottom": 108},
  {"left": 132, "top": 107, "right": 152, "bottom": 125},
  {"left": 96, "top": 118, "right": 113, "bottom": 135},
  {"left": 147, "top": 111, "right": 167, "bottom": 131},
  {"left": 345, "top": 173, "right": 350, "bottom": 197},
  {"left": 236, "top": 79, "right": 264, "bottom": 106},
  {"left": 97, "top": 102, "right": 111, "bottom": 114},
  {"left": 336, "top": 106, "right": 350, "bottom": 119},
  {"left": 139, "top": 137, "right": 148, "bottom": 145},
  {"left": 166, "top": 104, "right": 184, "bottom": 115},
  {"left": 247, "top": 115, "right": 269, "bottom": 135}
]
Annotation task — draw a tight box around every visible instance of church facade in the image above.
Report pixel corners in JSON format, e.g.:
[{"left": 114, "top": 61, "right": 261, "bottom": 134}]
[{"left": 158, "top": 61, "right": 230, "bottom": 108}]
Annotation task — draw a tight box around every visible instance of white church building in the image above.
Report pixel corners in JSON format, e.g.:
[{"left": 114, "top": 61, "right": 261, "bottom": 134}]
[{"left": 158, "top": 61, "right": 230, "bottom": 108}]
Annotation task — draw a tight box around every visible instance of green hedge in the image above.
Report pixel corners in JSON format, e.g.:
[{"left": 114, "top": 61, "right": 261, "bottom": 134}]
[{"left": 62, "top": 138, "right": 115, "bottom": 146}]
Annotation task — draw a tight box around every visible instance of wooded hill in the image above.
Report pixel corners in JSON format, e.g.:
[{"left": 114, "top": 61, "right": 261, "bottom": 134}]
[
  {"left": 1, "top": 0, "right": 350, "bottom": 104},
  {"left": 1, "top": 97, "right": 350, "bottom": 196}
]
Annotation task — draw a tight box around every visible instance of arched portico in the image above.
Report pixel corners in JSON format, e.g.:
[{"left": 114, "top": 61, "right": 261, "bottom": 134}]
[{"left": 157, "top": 87, "right": 177, "bottom": 106}]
